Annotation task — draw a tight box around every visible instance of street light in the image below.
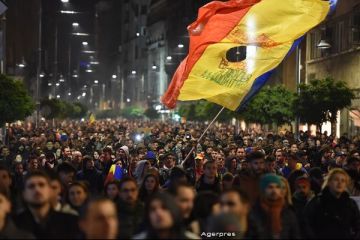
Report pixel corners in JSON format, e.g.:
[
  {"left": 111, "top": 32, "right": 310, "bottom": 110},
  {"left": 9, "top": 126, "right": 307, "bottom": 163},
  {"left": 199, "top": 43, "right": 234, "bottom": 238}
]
[
  {"left": 48, "top": 83, "right": 52, "bottom": 86},
  {"left": 131, "top": 70, "right": 136, "bottom": 75},
  {"left": 39, "top": 72, "right": 45, "bottom": 78},
  {"left": 82, "top": 92, "right": 86, "bottom": 97},
  {"left": 68, "top": 92, "right": 72, "bottom": 96},
  {"left": 86, "top": 69, "right": 93, "bottom": 73},
  {"left": 72, "top": 74, "right": 78, "bottom": 78},
  {"left": 112, "top": 74, "right": 117, "bottom": 79},
  {"left": 72, "top": 22, "right": 79, "bottom": 27},
  {"left": 72, "top": 32, "right": 90, "bottom": 36},
  {"left": 166, "top": 56, "right": 172, "bottom": 60},
  {"left": 152, "top": 65, "right": 157, "bottom": 70},
  {"left": 56, "top": 83, "right": 60, "bottom": 86},
  {"left": 82, "top": 41, "right": 88, "bottom": 46},
  {"left": 59, "top": 75, "right": 65, "bottom": 82},
  {"left": 61, "top": 0, "right": 69, "bottom": 3},
  {"left": 82, "top": 50, "right": 96, "bottom": 54},
  {"left": 126, "top": 98, "right": 131, "bottom": 103},
  {"left": 56, "top": 95, "right": 60, "bottom": 99},
  {"left": 317, "top": 40, "right": 331, "bottom": 49},
  {"left": 178, "top": 44, "right": 184, "bottom": 48},
  {"left": 94, "top": 80, "right": 99, "bottom": 84},
  {"left": 136, "top": 32, "right": 140, "bottom": 37}
]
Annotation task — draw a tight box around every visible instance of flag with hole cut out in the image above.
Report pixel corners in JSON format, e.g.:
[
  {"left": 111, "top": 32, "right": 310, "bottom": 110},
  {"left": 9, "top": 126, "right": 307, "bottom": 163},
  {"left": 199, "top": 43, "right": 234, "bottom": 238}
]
[{"left": 161, "top": 0, "right": 332, "bottom": 111}]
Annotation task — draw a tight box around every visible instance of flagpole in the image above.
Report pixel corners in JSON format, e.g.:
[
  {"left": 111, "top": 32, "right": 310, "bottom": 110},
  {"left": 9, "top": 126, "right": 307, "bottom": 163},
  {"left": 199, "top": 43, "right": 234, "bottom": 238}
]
[{"left": 181, "top": 106, "right": 225, "bottom": 166}]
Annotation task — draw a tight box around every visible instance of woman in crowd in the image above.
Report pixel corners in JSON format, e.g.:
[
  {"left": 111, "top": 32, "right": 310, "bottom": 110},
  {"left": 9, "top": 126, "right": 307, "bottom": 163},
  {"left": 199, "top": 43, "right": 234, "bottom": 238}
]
[
  {"left": 135, "top": 192, "right": 198, "bottom": 239},
  {"left": 104, "top": 180, "right": 120, "bottom": 202},
  {"left": 139, "top": 173, "right": 160, "bottom": 203},
  {"left": 305, "top": 168, "right": 360, "bottom": 239},
  {"left": 67, "top": 181, "right": 90, "bottom": 215}
]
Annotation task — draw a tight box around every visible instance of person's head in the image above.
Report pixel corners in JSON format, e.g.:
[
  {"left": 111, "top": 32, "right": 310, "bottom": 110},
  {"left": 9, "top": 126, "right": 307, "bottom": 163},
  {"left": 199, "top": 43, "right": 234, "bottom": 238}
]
[
  {"left": 287, "top": 154, "right": 298, "bottom": 170},
  {"left": 169, "top": 167, "right": 188, "bottom": 185},
  {"left": 68, "top": 181, "right": 89, "bottom": 208},
  {"left": 169, "top": 183, "right": 195, "bottom": 220},
  {"left": 275, "top": 149, "right": 285, "bottom": 164},
  {"left": 105, "top": 181, "right": 120, "bottom": 201},
  {"left": 164, "top": 153, "right": 176, "bottom": 169},
  {"left": 290, "top": 144, "right": 298, "bottom": 154},
  {"left": 118, "top": 177, "right": 139, "bottom": 205},
  {"left": 15, "top": 162, "right": 24, "bottom": 175},
  {"left": 82, "top": 156, "right": 95, "bottom": 171},
  {"left": 93, "top": 151, "right": 100, "bottom": 160},
  {"left": 265, "top": 156, "right": 276, "bottom": 173},
  {"left": 103, "top": 147, "right": 113, "bottom": 162},
  {"left": 294, "top": 177, "right": 311, "bottom": 197},
  {"left": 28, "top": 156, "right": 39, "bottom": 171},
  {"left": 145, "top": 193, "right": 183, "bottom": 235},
  {"left": 0, "top": 166, "right": 12, "bottom": 190},
  {"left": 142, "top": 174, "right": 159, "bottom": 194},
  {"left": 191, "top": 191, "right": 220, "bottom": 224},
  {"left": 194, "top": 154, "right": 204, "bottom": 168},
  {"left": 0, "top": 188, "right": 11, "bottom": 221},
  {"left": 72, "top": 151, "right": 83, "bottom": 164},
  {"left": 322, "top": 168, "right": 350, "bottom": 196},
  {"left": 79, "top": 198, "right": 118, "bottom": 239},
  {"left": 207, "top": 213, "right": 243, "bottom": 239},
  {"left": 62, "top": 146, "right": 71, "bottom": 158},
  {"left": 260, "top": 174, "right": 284, "bottom": 202},
  {"left": 236, "top": 147, "right": 246, "bottom": 160},
  {"left": 247, "top": 151, "right": 265, "bottom": 175},
  {"left": 220, "top": 187, "right": 250, "bottom": 218},
  {"left": 57, "top": 162, "right": 76, "bottom": 186},
  {"left": 203, "top": 161, "right": 217, "bottom": 179},
  {"left": 347, "top": 156, "right": 360, "bottom": 172},
  {"left": 222, "top": 173, "right": 234, "bottom": 191},
  {"left": 46, "top": 141, "right": 54, "bottom": 151},
  {"left": 48, "top": 171, "right": 63, "bottom": 206},
  {"left": 23, "top": 171, "right": 51, "bottom": 208}
]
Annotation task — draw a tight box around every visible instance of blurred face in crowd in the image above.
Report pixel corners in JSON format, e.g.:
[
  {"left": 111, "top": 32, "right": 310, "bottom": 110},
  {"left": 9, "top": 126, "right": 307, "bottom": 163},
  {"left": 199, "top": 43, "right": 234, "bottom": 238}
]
[
  {"left": 0, "top": 193, "right": 11, "bottom": 222},
  {"left": 250, "top": 158, "right": 265, "bottom": 175},
  {"left": 46, "top": 142, "right": 54, "bottom": 151},
  {"left": 275, "top": 150, "right": 284, "bottom": 164},
  {"left": 86, "top": 159, "right": 95, "bottom": 170},
  {"left": 80, "top": 200, "right": 118, "bottom": 240},
  {"left": 220, "top": 192, "right": 249, "bottom": 218},
  {"left": 149, "top": 199, "right": 173, "bottom": 230},
  {"left": 93, "top": 151, "right": 100, "bottom": 160},
  {"left": 236, "top": 148, "right": 246, "bottom": 160},
  {"left": 23, "top": 176, "right": 51, "bottom": 208},
  {"left": 204, "top": 162, "right": 217, "bottom": 179},
  {"left": 15, "top": 163, "right": 24, "bottom": 175},
  {"left": 59, "top": 171, "right": 75, "bottom": 186},
  {"left": 264, "top": 183, "right": 283, "bottom": 201},
  {"left": 211, "top": 151, "right": 218, "bottom": 161},
  {"left": 119, "top": 181, "right": 138, "bottom": 205},
  {"left": 106, "top": 183, "right": 119, "bottom": 200},
  {"left": 63, "top": 147, "right": 71, "bottom": 158},
  {"left": 72, "top": 152, "right": 83, "bottom": 164},
  {"left": 28, "top": 158, "right": 39, "bottom": 171},
  {"left": 290, "top": 144, "right": 298, "bottom": 154},
  {"left": 265, "top": 161, "right": 276, "bottom": 173},
  {"left": 117, "top": 149, "right": 126, "bottom": 159},
  {"left": 49, "top": 179, "right": 62, "bottom": 205},
  {"left": 164, "top": 155, "right": 176, "bottom": 169},
  {"left": 145, "top": 176, "right": 157, "bottom": 193},
  {"left": 288, "top": 158, "right": 297, "bottom": 170},
  {"left": 348, "top": 160, "right": 360, "bottom": 172},
  {"left": 328, "top": 173, "right": 348, "bottom": 196},
  {"left": 0, "top": 170, "right": 12, "bottom": 190},
  {"left": 174, "top": 186, "right": 195, "bottom": 219},
  {"left": 296, "top": 182, "right": 311, "bottom": 197},
  {"left": 216, "top": 155, "right": 225, "bottom": 169},
  {"left": 68, "top": 185, "right": 88, "bottom": 207},
  {"left": 1, "top": 147, "right": 9, "bottom": 157}
]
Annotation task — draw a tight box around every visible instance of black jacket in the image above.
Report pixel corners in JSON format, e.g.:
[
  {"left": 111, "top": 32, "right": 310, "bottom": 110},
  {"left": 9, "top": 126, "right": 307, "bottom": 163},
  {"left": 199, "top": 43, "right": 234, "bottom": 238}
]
[
  {"left": 14, "top": 208, "right": 80, "bottom": 239},
  {"left": 195, "top": 175, "right": 222, "bottom": 194},
  {"left": 304, "top": 187, "right": 360, "bottom": 239},
  {"left": 0, "top": 217, "right": 34, "bottom": 239},
  {"left": 116, "top": 200, "right": 144, "bottom": 239},
  {"left": 249, "top": 201, "right": 301, "bottom": 239},
  {"left": 76, "top": 168, "right": 104, "bottom": 194}
]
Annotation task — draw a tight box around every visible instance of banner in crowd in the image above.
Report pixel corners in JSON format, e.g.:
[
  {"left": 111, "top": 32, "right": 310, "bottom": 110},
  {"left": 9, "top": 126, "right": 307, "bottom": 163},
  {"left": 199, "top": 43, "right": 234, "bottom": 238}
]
[{"left": 161, "top": 0, "right": 331, "bottom": 111}]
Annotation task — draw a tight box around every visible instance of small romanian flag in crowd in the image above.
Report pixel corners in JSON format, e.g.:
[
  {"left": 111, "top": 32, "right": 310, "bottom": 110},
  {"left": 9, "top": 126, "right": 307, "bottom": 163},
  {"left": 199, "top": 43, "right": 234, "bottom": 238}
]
[
  {"left": 104, "top": 164, "right": 123, "bottom": 186},
  {"left": 162, "top": 0, "right": 333, "bottom": 111}
]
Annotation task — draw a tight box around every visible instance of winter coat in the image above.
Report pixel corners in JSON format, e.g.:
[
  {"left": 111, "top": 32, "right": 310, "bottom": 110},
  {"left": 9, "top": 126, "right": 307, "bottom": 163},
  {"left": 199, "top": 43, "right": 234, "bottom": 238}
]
[
  {"left": 117, "top": 199, "right": 145, "bottom": 239},
  {"left": 195, "top": 175, "right": 222, "bottom": 194},
  {"left": 249, "top": 202, "right": 301, "bottom": 239},
  {"left": 233, "top": 170, "right": 262, "bottom": 206},
  {"left": 292, "top": 191, "right": 314, "bottom": 238},
  {"left": 304, "top": 187, "right": 360, "bottom": 239},
  {"left": 76, "top": 168, "right": 104, "bottom": 194},
  {"left": 0, "top": 217, "right": 34, "bottom": 239}
]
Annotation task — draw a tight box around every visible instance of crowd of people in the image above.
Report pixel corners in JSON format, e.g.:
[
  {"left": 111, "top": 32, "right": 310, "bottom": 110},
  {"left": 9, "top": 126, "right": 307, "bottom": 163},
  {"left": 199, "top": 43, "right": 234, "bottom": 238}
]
[{"left": 0, "top": 119, "right": 359, "bottom": 239}]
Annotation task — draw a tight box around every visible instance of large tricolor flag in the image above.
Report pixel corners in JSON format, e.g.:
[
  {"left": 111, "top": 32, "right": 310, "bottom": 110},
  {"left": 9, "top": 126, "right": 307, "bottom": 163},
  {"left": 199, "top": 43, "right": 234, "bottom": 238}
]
[
  {"left": 104, "top": 164, "right": 124, "bottom": 186},
  {"left": 162, "top": 0, "right": 334, "bottom": 111}
]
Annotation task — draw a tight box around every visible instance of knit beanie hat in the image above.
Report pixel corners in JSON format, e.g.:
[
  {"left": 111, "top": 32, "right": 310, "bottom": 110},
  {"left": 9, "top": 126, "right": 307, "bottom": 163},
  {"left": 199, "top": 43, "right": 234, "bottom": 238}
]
[{"left": 260, "top": 174, "right": 283, "bottom": 193}]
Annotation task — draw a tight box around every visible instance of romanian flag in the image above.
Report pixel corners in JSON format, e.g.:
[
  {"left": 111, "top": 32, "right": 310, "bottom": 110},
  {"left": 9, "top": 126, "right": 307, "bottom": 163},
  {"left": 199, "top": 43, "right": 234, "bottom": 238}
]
[
  {"left": 162, "top": 0, "right": 332, "bottom": 111},
  {"left": 104, "top": 164, "right": 124, "bottom": 186},
  {"left": 89, "top": 112, "right": 96, "bottom": 124}
]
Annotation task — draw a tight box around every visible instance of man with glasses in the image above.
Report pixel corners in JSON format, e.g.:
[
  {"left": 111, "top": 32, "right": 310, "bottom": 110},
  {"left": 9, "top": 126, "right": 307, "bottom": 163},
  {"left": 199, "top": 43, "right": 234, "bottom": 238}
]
[
  {"left": 159, "top": 153, "right": 177, "bottom": 185},
  {"left": 116, "top": 177, "right": 144, "bottom": 239},
  {"left": 14, "top": 171, "right": 80, "bottom": 239}
]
